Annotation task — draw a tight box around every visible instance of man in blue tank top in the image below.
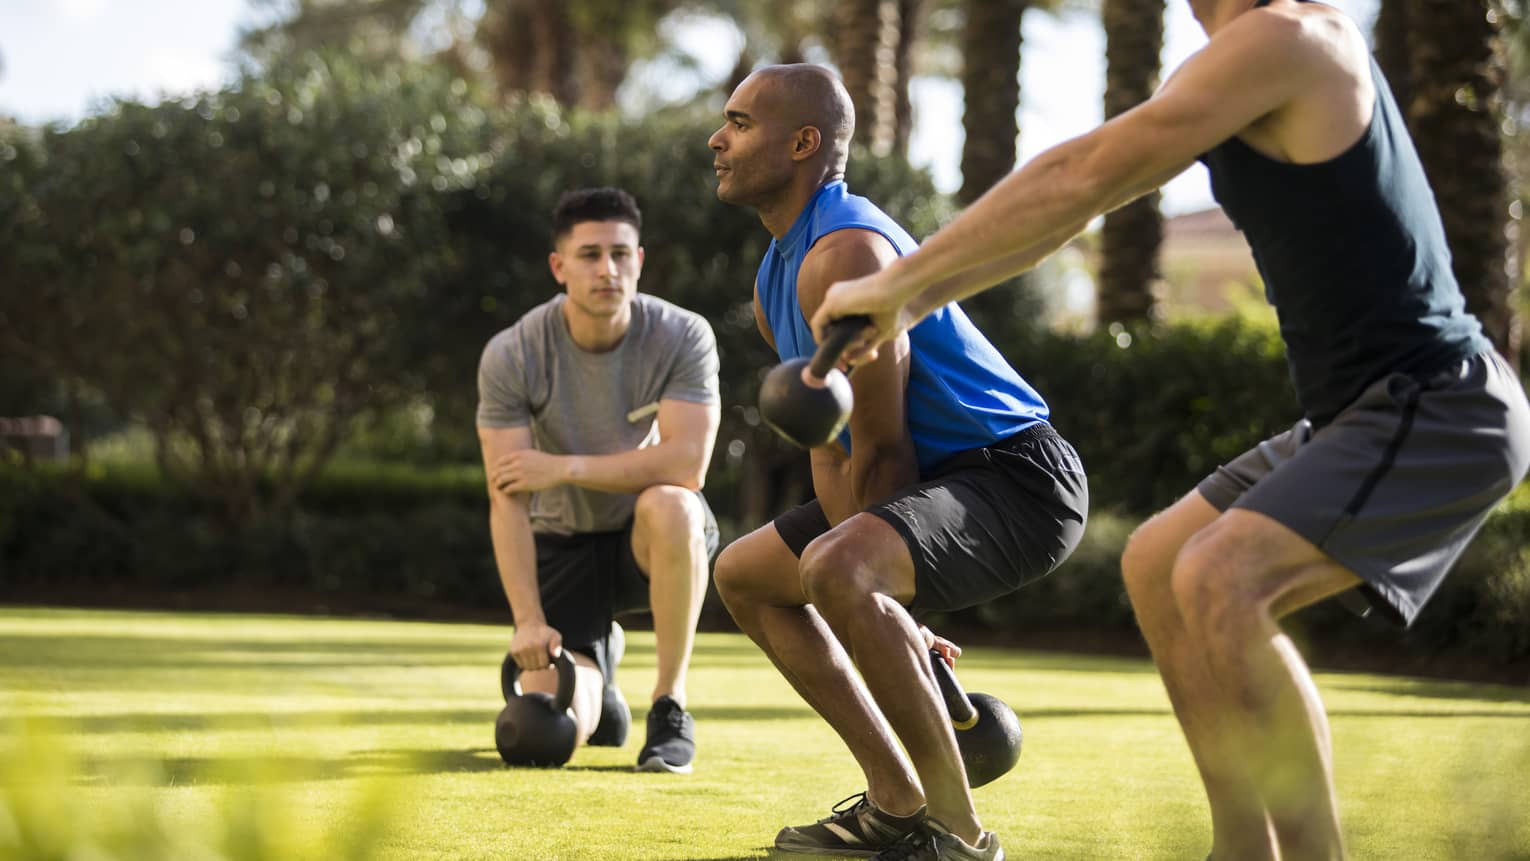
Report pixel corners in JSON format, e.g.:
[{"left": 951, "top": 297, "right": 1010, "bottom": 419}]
[
  {"left": 708, "top": 65, "right": 1088, "bottom": 861},
  {"left": 812, "top": 2, "right": 1530, "bottom": 859}
]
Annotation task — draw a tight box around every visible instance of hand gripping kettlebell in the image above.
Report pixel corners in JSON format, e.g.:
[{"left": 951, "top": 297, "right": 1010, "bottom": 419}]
[
  {"left": 496, "top": 648, "right": 578, "bottom": 767},
  {"left": 929, "top": 649, "right": 1023, "bottom": 788},
  {"left": 757, "top": 315, "right": 871, "bottom": 448}
]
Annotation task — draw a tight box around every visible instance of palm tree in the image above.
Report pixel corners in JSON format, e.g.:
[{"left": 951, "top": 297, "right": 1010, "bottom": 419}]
[
  {"left": 957, "top": 0, "right": 1029, "bottom": 204},
  {"left": 1373, "top": 0, "right": 1412, "bottom": 111},
  {"left": 1405, "top": 0, "right": 1518, "bottom": 358},
  {"left": 1096, "top": 0, "right": 1164, "bottom": 324},
  {"left": 893, "top": 0, "right": 926, "bottom": 158},
  {"left": 832, "top": 0, "right": 904, "bottom": 157}
]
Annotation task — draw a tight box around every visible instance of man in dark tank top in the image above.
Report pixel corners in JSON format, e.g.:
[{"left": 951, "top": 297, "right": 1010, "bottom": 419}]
[{"left": 810, "top": 1, "right": 1530, "bottom": 858}]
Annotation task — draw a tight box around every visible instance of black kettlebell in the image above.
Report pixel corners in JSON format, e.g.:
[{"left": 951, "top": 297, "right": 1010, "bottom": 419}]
[
  {"left": 495, "top": 649, "right": 578, "bottom": 767},
  {"left": 929, "top": 649, "right": 1023, "bottom": 788},
  {"left": 758, "top": 315, "right": 871, "bottom": 448}
]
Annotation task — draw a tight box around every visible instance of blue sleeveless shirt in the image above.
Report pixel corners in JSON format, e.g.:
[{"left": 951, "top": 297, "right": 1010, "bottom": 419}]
[
  {"left": 756, "top": 180, "right": 1047, "bottom": 471},
  {"left": 1201, "top": 1, "right": 1489, "bottom": 427}
]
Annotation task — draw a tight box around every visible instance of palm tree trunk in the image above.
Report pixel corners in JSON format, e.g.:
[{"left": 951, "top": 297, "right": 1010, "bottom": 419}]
[
  {"left": 834, "top": 0, "right": 902, "bottom": 157},
  {"left": 892, "top": 0, "right": 924, "bottom": 159},
  {"left": 1405, "top": 0, "right": 1519, "bottom": 359},
  {"left": 1373, "top": 0, "right": 1412, "bottom": 112},
  {"left": 958, "top": 0, "right": 1029, "bottom": 204},
  {"left": 1096, "top": 0, "right": 1165, "bottom": 324}
]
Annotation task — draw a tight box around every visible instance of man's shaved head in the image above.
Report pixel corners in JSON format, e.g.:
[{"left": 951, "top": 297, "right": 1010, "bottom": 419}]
[{"left": 746, "top": 64, "right": 855, "bottom": 174}]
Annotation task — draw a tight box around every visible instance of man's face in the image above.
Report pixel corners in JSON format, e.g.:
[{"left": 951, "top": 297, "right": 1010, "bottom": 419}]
[
  {"left": 708, "top": 74, "right": 797, "bottom": 206},
  {"left": 548, "top": 220, "right": 643, "bottom": 319}
]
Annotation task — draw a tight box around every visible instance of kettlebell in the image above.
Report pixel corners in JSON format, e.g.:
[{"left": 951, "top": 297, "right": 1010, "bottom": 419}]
[
  {"left": 929, "top": 649, "right": 1023, "bottom": 788},
  {"left": 495, "top": 649, "right": 578, "bottom": 767},
  {"left": 758, "top": 315, "right": 871, "bottom": 448}
]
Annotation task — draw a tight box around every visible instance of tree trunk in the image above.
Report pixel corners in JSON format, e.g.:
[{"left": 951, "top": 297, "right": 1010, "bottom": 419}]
[
  {"left": 1373, "top": 0, "right": 1412, "bottom": 112},
  {"left": 892, "top": 0, "right": 924, "bottom": 159},
  {"left": 1405, "top": 0, "right": 1519, "bottom": 359},
  {"left": 958, "top": 0, "right": 1028, "bottom": 204},
  {"left": 1096, "top": 0, "right": 1165, "bottom": 324},
  {"left": 834, "top": 0, "right": 902, "bottom": 157}
]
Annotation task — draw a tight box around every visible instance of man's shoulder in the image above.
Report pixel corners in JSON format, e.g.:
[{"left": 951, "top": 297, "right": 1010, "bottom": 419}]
[{"left": 634, "top": 293, "right": 714, "bottom": 337}]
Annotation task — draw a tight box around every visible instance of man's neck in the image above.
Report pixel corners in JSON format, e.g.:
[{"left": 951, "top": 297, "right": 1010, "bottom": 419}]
[
  {"left": 562, "top": 301, "right": 631, "bottom": 353},
  {"left": 757, "top": 170, "right": 841, "bottom": 240},
  {"left": 1194, "top": 0, "right": 1262, "bottom": 36}
]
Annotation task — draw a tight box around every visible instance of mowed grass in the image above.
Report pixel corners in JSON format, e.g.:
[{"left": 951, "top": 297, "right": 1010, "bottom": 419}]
[{"left": 1, "top": 607, "right": 1527, "bottom": 860}]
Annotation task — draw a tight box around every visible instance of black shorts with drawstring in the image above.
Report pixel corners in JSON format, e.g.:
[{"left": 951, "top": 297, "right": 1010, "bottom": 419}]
[{"left": 773, "top": 423, "right": 1089, "bottom": 616}]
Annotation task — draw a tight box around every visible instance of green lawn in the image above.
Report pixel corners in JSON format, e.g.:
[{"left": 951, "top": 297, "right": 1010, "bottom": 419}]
[{"left": 1, "top": 607, "right": 1527, "bottom": 860}]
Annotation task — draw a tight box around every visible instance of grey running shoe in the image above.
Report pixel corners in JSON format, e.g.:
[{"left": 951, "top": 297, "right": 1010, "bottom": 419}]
[
  {"left": 774, "top": 792, "right": 926, "bottom": 857},
  {"left": 869, "top": 819, "right": 1003, "bottom": 861},
  {"left": 588, "top": 622, "right": 629, "bottom": 747},
  {"left": 635, "top": 694, "right": 694, "bottom": 774}
]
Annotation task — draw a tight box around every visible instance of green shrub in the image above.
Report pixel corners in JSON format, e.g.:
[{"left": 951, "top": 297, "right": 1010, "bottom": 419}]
[{"left": 1006, "top": 316, "right": 1299, "bottom": 515}]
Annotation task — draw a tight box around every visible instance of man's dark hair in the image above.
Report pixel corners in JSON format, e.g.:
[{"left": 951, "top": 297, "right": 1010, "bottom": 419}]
[{"left": 551, "top": 187, "right": 643, "bottom": 245}]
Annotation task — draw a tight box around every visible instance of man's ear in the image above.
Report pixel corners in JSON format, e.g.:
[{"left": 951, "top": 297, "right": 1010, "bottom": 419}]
[
  {"left": 548, "top": 250, "right": 565, "bottom": 285},
  {"left": 792, "top": 126, "right": 823, "bottom": 162}
]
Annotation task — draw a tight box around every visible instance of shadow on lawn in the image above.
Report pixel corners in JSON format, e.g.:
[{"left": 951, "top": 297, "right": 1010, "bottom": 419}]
[{"left": 46, "top": 703, "right": 816, "bottom": 735}]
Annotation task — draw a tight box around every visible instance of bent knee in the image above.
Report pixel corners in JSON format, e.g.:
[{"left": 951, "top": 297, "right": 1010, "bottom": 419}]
[
  {"left": 1170, "top": 529, "right": 1268, "bottom": 636},
  {"left": 635, "top": 485, "right": 704, "bottom": 536},
  {"left": 712, "top": 540, "right": 753, "bottom": 603},
  {"left": 799, "top": 531, "right": 878, "bottom": 611}
]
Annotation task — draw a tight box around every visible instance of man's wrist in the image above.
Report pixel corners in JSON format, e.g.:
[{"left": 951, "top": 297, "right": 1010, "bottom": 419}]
[{"left": 562, "top": 455, "right": 583, "bottom": 485}]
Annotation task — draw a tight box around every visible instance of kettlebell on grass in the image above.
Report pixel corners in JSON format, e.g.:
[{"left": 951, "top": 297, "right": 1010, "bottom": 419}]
[
  {"left": 929, "top": 649, "right": 1023, "bottom": 788},
  {"left": 496, "top": 648, "right": 578, "bottom": 767},
  {"left": 758, "top": 315, "right": 870, "bottom": 448}
]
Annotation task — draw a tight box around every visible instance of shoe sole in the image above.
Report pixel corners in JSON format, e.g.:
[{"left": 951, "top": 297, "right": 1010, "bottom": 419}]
[{"left": 635, "top": 755, "right": 693, "bottom": 775}]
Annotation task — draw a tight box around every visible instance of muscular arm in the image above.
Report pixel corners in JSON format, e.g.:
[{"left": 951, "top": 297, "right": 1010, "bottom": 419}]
[
  {"left": 486, "top": 399, "right": 721, "bottom": 495},
  {"left": 812, "top": 9, "right": 1348, "bottom": 355},
  {"left": 798, "top": 228, "right": 919, "bottom": 510},
  {"left": 478, "top": 425, "right": 556, "bottom": 656}
]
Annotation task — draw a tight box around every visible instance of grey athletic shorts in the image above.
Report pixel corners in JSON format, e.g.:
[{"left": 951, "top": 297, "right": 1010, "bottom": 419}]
[
  {"left": 1197, "top": 351, "right": 1530, "bottom": 627},
  {"left": 773, "top": 423, "right": 1089, "bottom": 616}
]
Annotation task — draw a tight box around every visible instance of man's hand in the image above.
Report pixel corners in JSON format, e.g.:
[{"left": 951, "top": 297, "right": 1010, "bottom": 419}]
[
  {"left": 811, "top": 270, "right": 922, "bottom": 367},
  {"left": 920, "top": 625, "right": 962, "bottom": 669},
  {"left": 490, "top": 449, "right": 568, "bottom": 494},
  {"left": 510, "top": 622, "right": 563, "bottom": 672}
]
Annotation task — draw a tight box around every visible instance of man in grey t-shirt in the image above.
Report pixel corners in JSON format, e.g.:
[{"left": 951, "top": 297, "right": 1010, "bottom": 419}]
[{"left": 477, "top": 187, "right": 721, "bottom": 773}]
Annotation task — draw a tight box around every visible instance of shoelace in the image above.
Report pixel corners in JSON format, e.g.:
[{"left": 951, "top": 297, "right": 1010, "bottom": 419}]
[
  {"left": 656, "top": 704, "right": 689, "bottom": 734},
  {"left": 817, "top": 791, "right": 870, "bottom": 824},
  {"left": 874, "top": 826, "right": 940, "bottom": 861}
]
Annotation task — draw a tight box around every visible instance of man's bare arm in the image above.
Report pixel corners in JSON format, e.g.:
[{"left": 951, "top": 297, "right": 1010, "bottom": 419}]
[
  {"left": 479, "top": 424, "right": 562, "bottom": 669},
  {"left": 798, "top": 228, "right": 919, "bottom": 509},
  {"left": 487, "top": 399, "right": 721, "bottom": 495},
  {"left": 811, "top": 9, "right": 1335, "bottom": 354}
]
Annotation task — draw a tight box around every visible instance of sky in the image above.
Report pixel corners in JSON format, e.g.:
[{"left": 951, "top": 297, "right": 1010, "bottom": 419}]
[{"left": 0, "top": 0, "right": 1378, "bottom": 215}]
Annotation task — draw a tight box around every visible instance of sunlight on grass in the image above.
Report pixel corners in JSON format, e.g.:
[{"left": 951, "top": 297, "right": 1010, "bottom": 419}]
[{"left": 0, "top": 608, "right": 1526, "bottom": 860}]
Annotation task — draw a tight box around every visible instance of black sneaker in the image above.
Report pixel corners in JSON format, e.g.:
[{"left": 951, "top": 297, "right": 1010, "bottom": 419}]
[
  {"left": 588, "top": 622, "right": 629, "bottom": 747},
  {"left": 773, "top": 792, "right": 926, "bottom": 857},
  {"left": 869, "top": 819, "right": 1003, "bottom": 861},
  {"left": 635, "top": 694, "right": 694, "bottom": 774}
]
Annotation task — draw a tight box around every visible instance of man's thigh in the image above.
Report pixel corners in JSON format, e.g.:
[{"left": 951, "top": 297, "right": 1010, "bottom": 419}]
[
  {"left": 1197, "top": 352, "right": 1530, "bottom": 626},
  {"left": 867, "top": 424, "right": 1090, "bottom": 615}
]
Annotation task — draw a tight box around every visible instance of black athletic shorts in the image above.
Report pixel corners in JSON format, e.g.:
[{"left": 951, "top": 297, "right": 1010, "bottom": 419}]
[
  {"left": 1197, "top": 351, "right": 1530, "bottom": 627},
  {"left": 773, "top": 423, "right": 1089, "bottom": 616},
  {"left": 535, "top": 492, "right": 719, "bottom": 676}
]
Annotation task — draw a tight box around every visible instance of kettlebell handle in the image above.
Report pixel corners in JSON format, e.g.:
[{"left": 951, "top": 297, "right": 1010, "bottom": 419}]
[
  {"left": 506, "top": 648, "right": 578, "bottom": 712},
  {"left": 808, "top": 315, "right": 872, "bottom": 380},
  {"left": 929, "top": 648, "right": 979, "bottom": 729}
]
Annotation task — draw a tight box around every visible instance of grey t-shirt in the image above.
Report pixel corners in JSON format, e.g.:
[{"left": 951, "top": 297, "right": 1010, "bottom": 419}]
[{"left": 477, "top": 293, "right": 720, "bottom": 535}]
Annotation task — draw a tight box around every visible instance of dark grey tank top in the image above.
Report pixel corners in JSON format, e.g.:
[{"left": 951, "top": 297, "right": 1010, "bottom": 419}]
[{"left": 1200, "top": 0, "right": 1489, "bottom": 426}]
